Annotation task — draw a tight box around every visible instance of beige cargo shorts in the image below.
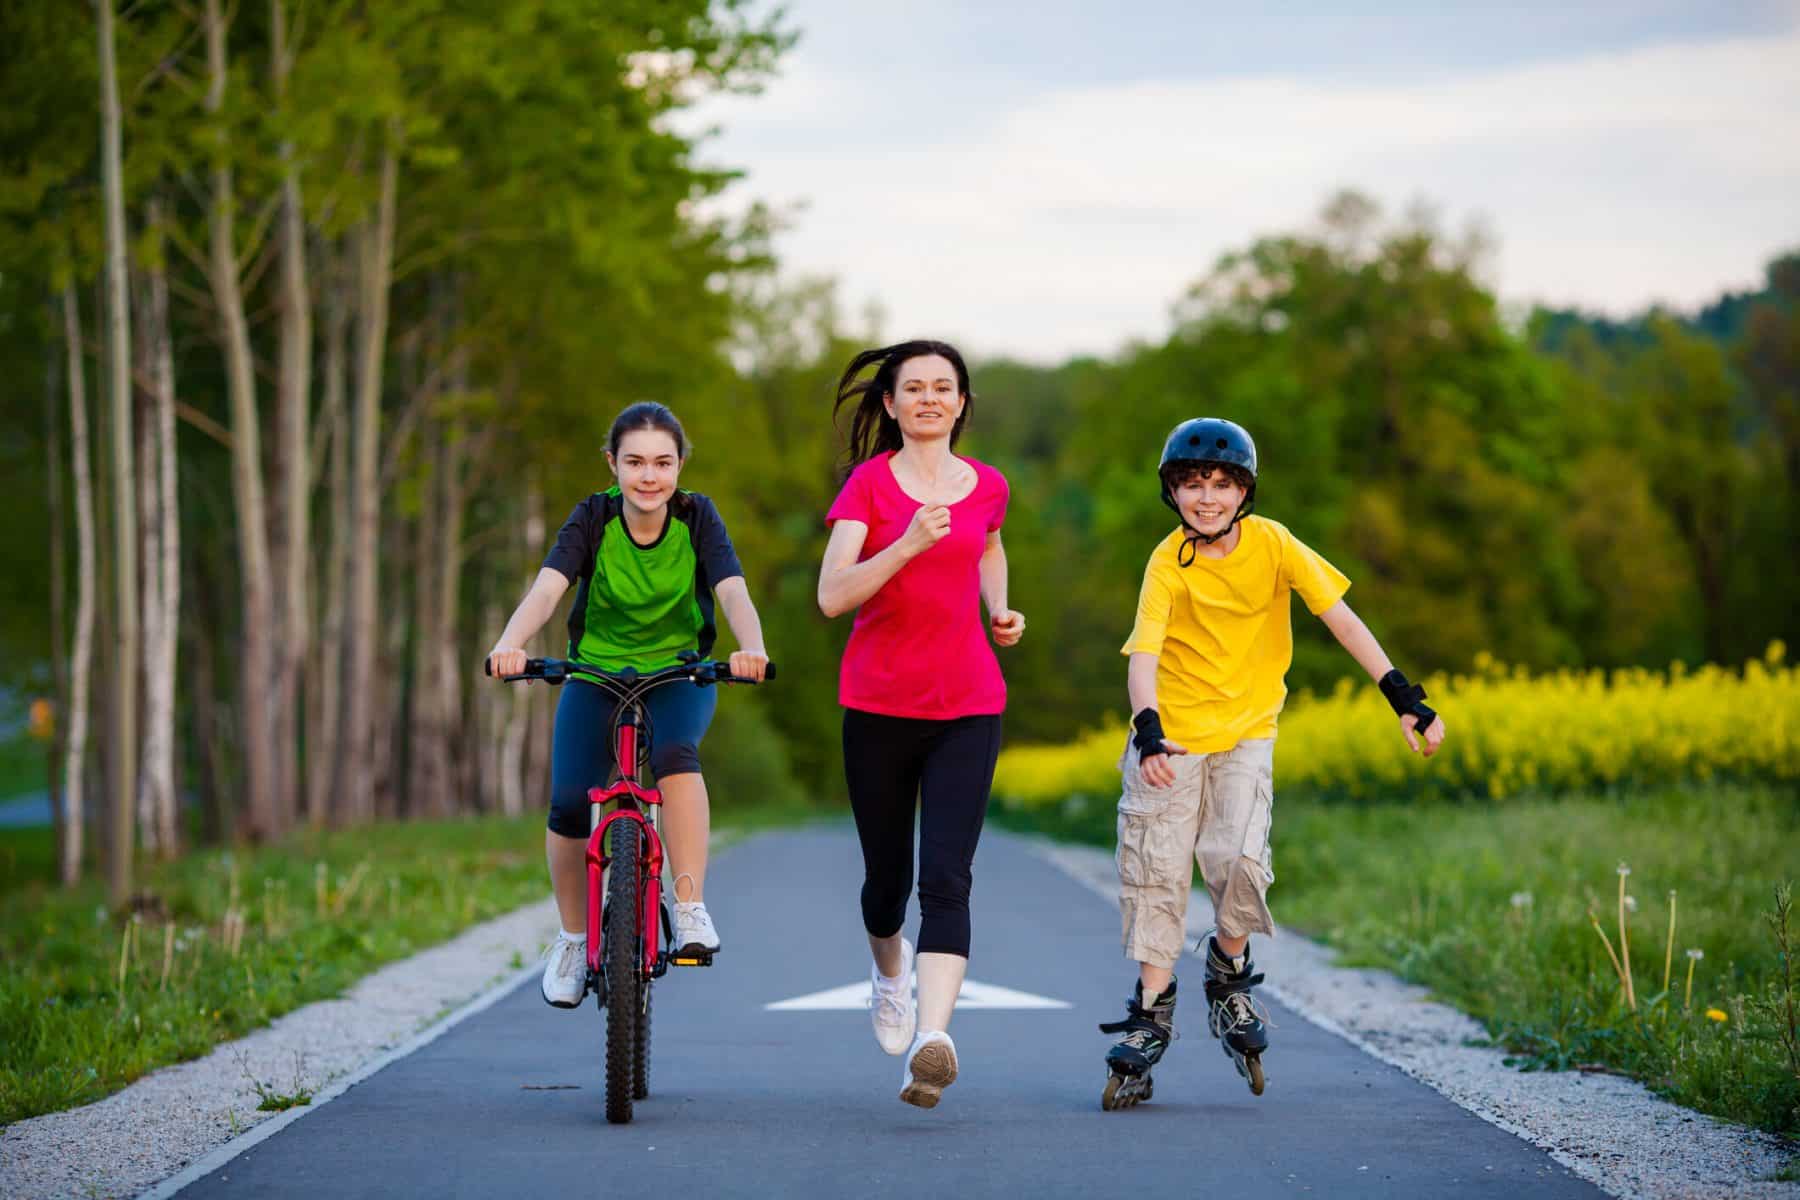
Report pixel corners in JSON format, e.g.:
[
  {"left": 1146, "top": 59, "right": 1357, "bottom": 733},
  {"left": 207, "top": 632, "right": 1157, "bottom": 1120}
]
[{"left": 1115, "top": 735, "right": 1276, "bottom": 967}]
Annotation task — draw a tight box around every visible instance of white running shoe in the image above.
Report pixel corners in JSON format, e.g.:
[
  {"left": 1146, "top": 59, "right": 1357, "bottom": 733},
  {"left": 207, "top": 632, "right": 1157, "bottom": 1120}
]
[
  {"left": 870, "top": 938, "right": 916, "bottom": 1055},
  {"left": 541, "top": 935, "right": 587, "bottom": 1008},
  {"left": 899, "top": 1030, "right": 958, "bottom": 1109},
  {"left": 673, "top": 902, "right": 721, "bottom": 953}
]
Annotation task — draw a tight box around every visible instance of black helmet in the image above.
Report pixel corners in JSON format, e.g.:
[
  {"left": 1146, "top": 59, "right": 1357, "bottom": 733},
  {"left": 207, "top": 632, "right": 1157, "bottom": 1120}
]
[{"left": 1158, "top": 418, "right": 1258, "bottom": 553}]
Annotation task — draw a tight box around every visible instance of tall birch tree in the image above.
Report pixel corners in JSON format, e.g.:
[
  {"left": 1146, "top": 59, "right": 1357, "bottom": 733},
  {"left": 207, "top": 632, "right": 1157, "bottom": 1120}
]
[{"left": 96, "top": 0, "right": 139, "bottom": 903}]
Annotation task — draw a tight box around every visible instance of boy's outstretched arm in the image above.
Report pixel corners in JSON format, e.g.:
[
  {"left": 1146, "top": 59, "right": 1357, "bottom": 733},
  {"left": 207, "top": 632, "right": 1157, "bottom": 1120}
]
[{"left": 1315, "top": 600, "right": 1447, "bottom": 757}]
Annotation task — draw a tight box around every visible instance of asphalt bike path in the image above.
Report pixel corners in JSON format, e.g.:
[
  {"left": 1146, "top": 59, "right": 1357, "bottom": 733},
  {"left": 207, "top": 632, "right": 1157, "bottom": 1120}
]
[{"left": 174, "top": 827, "right": 1600, "bottom": 1198}]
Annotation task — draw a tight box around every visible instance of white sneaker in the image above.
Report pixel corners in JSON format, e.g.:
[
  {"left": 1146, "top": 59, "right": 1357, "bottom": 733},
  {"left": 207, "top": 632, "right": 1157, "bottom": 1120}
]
[
  {"left": 541, "top": 935, "right": 586, "bottom": 1008},
  {"left": 673, "top": 902, "right": 720, "bottom": 953},
  {"left": 870, "top": 938, "right": 916, "bottom": 1055},
  {"left": 899, "top": 1030, "right": 958, "bottom": 1109}
]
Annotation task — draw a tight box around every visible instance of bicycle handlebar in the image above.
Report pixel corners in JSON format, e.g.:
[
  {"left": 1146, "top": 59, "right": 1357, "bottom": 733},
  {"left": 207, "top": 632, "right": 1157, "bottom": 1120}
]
[{"left": 483, "top": 655, "right": 776, "bottom": 689}]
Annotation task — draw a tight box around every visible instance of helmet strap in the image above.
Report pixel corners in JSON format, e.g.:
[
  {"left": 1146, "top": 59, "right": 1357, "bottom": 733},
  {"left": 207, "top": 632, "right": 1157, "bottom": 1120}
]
[{"left": 1175, "top": 492, "right": 1254, "bottom": 566}]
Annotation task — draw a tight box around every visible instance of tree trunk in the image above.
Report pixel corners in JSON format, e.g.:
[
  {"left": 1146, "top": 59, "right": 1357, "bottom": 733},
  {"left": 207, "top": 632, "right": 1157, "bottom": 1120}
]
[
  {"left": 372, "top": 503, "right": 408, "bottom": 821},
  {"left": 307, "top": 244, "right": 350, "bottom": 827},
  {"left": 204, "top": 0, "right": 279, "bottom": 840},
  {"left": 435, "top": 430, "right": 466, "bottom": 818},
  {"left": 153, "top": 212, "right": 180, "bottom": 855},
  {"left": 269, "top": 0, "right": 311, "bottom": 833},
  {"left": 136, "top": 196, "right": 180, "bottom": 857},
  {"left": 188, "top": 554, "right": 235, "bottom": 846},
  {"left": 520, "top": 483, "right": 553, "bottom": 817},
  {"left": 406, "top": 398, "right": 443, "bottom": 817},
  {"left": 61, "top": 285, "right": 96, "bottom": 886},
  {"left": 432, "top": 349, "right": 475, "bottom": 816},
  {"left": 46, "top": 303, "right": 69, "bottom": 863},
  {"left": 97, "top": 0, "right": 138, "bottom": 904},
  {"left": 134, "top": 267, "right": 162, "bottom": 857},
  {"left": 334, "top": 141, "right": 397, "bottom": 826},
  {"left": 497, "top": 485, "right": 545, "bottom": 818}
]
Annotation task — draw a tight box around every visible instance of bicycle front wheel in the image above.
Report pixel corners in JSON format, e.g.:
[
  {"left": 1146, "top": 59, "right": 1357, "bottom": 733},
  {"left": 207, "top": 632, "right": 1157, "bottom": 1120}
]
[
  {"left": 634, "top": 978, "right": 652, "bottom": 1100},
  {"left": 603, "top": 819, "right": 642, "bottom": 1125}
]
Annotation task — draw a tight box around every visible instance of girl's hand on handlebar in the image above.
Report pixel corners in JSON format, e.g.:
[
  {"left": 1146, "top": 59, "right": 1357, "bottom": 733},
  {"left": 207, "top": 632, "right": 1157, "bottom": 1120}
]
[
  {"left": 487, "top": 646, "right": 528, "bottom": 679},
  {"left": 728, "top": 650, "right": 770, "bottom": 682}
]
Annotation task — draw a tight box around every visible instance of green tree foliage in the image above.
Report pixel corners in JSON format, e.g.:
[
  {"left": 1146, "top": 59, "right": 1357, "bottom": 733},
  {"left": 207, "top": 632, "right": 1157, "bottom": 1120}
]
[
  {"left": 967, "top": 197, "right": 1796, "bottom": 743},
  {"left": 2, "top": 2, "right": 1793, "bottom": 848}
]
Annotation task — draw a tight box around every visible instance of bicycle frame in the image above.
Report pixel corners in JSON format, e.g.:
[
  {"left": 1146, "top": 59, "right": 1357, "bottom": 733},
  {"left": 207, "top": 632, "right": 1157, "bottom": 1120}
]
[
  {"left": 488, "top": 653, "right": 771, "bottom": 990},
  {"left": 585, "top": 707, "right": 667, "bottom": 981}
]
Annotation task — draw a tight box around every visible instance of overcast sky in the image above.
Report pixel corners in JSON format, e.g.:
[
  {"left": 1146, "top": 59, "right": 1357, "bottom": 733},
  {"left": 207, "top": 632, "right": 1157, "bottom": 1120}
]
[{"left": 688, "top": 1, "right": 1800, "bottom": 362}]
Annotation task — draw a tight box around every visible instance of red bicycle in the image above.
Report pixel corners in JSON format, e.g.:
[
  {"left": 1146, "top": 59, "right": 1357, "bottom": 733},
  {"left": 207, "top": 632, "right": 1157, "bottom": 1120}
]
[{"left": 490, "top": 651, "right": 772, "bottom": 1123}]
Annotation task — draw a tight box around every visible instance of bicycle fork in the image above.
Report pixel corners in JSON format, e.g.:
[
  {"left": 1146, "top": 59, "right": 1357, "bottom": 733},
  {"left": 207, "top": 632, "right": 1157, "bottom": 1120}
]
[{"left": 586, "top": 810, "right": 666, "bottom": 989}]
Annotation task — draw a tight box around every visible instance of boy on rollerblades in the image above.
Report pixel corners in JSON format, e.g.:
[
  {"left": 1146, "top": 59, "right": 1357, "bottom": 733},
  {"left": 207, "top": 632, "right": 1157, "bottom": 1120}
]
[{"left": 1100, "top": 418, "right": 1446, "bottom": 1109}]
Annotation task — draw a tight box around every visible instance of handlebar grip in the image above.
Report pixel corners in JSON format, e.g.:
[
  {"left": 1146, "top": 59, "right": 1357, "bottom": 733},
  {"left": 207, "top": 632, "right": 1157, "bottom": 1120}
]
[
  {"left": 490, "top": 656, "right": 561, "bottom": 682},
  {"left": 710, "top": 661, "right": 776, "bottom": 684}
]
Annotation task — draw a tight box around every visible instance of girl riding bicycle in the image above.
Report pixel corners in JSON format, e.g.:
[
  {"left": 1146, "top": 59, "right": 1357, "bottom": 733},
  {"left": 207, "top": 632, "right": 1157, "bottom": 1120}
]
[
  {"left": 818, "top": 340, "right": 1025, "bottom": 1108},
  {"left": 487, "top": 402, "right": 771, "bottom": 1009}
]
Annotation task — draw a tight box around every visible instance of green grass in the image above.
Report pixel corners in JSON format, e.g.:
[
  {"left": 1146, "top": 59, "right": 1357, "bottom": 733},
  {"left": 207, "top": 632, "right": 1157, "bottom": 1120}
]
[
  {"left": 0, "top": 728, "right": 48, "bottom": 800},
  {"left": 0, "top": 797, "right": 825, "bottom": 1127},
  {"left": 995, "top": 783, "right": 1800, "bottom": 1135}
]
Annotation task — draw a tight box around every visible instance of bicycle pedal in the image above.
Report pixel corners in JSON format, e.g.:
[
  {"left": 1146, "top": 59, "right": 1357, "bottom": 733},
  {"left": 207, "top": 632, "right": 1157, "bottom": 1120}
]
[{"left": 667, "top": 949, "right": 715, "bottom": 967}]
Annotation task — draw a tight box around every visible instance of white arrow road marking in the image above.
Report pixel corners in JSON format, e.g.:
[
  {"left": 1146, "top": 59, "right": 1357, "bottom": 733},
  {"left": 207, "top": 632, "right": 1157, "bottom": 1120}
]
[{"left": 765, "top": 979, "right": 1071, "bottom": 1011}]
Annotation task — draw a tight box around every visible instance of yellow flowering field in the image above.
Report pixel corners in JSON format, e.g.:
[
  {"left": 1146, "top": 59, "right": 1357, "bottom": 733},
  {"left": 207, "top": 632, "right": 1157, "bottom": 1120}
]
[{"left": 994, "top": 643, "right": 1798, "bottom": 805}]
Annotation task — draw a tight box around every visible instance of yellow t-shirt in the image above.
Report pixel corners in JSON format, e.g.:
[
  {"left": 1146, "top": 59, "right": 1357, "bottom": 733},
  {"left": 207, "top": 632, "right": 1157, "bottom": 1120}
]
[{"left": 1120, "top": 516, "right": 1350, "bottom": 753}]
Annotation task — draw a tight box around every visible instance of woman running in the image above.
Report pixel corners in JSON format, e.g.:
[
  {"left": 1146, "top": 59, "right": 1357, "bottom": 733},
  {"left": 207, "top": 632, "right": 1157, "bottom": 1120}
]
[
  {"left": 488, "top": 402, "right": 770, "bottom": 1009},
  {"left": 817, "top": 340, "right": 1025, "bottom": 1108}
]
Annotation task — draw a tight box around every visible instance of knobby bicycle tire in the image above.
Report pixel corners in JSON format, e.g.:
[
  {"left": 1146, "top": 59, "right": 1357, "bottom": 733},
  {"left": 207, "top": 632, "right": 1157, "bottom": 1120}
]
[
  {"left": 634, "top": 976, "right": 652, "bottom": 1100},
  {"left": 603, "top": 819, "right": 641, "bottom": 1124}
]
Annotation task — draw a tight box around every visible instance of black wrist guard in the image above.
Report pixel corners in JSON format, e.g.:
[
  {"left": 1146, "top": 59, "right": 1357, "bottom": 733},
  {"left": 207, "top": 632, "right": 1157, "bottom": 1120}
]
[
  {"left": 1378, "top": 669, "right": 1437, "bottom": 735},
  {"left": 1131, "top": 708, "right": 1167, "bottom": 758}
]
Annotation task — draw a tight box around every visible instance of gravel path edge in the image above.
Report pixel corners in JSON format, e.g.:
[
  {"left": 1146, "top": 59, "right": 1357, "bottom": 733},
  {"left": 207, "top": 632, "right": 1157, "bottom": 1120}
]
[
  {"left": 133, "top": 959, "right": 539, "bottom": 1200},
  {"left": 1029, "top": 837, "right": 1799, "bottom": 1200},
  {"left": 0, "top": 897, "right": 561, "bottom": 1200}
]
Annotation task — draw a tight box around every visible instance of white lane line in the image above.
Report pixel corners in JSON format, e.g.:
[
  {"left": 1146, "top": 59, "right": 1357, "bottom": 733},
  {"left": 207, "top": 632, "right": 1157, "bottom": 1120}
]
[{"left": 766, "top": 979, "right": 1070, "bottom": 1010}]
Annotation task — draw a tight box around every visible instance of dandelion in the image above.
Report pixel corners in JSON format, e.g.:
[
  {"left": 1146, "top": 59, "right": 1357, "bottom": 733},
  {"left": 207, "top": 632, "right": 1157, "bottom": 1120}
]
[
  {"left": 1662, "top": 890, "right": 1677, "bottom": 994},
  {"left": 1588, "top": 907, "right": 1632, "bottom": 1009},
  {"left": 1624, "top": 895, "right": 1638, "bottom": 913},
  {"left": 1510, "top": 892, "right": 1533, "bottom": 909},
  {"left": 1684, "top": 948, "right": 1704, "bottom": 1010},
  {"left": 115, "top": 918, "right": 134, "bottom": 997},
  {"left": 159, "top": 924, "right": 175, "bottom": 992},
  {"left": 1704, "top": 1008, "right": 1728, "bottom": 1023},
  {"left": 1616, "top": 864, "right": 1637, "bottom": 1010}
]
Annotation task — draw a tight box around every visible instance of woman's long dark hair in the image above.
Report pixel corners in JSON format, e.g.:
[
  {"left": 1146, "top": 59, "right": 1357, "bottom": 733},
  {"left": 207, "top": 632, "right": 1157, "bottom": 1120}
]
[{"left": 832, "top": 339, "right": 974, "bottom": 473}]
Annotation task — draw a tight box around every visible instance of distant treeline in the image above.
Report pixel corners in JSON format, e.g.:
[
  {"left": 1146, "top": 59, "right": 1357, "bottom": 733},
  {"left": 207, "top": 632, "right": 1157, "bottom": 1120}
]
[{"left": 682, "top": 196, "right": 1798, "bottom": 792}]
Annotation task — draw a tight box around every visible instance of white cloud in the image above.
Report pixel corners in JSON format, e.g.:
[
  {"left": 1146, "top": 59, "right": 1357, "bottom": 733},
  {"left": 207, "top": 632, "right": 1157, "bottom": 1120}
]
[{"left": 694, "top": 30, "right": 1800, "bottom": 360}]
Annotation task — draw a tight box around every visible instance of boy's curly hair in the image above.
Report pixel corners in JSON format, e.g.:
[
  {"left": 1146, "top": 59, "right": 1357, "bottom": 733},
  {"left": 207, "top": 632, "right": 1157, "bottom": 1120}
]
[{"left": 1161, "top": 461, "right": 1254, "bottom": 493}]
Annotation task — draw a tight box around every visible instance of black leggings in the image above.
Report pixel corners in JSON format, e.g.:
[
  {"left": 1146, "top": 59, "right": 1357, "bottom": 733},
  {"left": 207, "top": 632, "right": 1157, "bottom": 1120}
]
[{"left": 843, "top": 709, "right": 1003, "bottom": 959}]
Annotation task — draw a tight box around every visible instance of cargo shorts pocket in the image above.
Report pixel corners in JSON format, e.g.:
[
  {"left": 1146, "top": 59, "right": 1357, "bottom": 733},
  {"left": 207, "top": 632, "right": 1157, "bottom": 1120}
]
[
  {"left": 1116, "top": 808, "right": 1161, "bottom": 888},
  {"left": 1234, "top": 741, "right": 1275, "bottom": 874}
]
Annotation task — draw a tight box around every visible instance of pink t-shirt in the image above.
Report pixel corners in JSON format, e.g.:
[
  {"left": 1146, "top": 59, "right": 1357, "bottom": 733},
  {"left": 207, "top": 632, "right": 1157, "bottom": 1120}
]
[{"left": 825, "top": 452, "right": 1010, "bottom": 719}]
